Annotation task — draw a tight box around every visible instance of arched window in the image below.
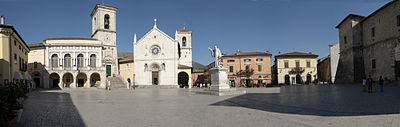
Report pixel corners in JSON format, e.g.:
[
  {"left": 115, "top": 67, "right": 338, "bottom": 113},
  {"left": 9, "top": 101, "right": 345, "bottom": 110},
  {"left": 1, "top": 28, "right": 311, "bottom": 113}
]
[
  {"left": 51, "top": 54, "right": 58, "bottom": 68},
  {"left": 64, "top": 54, "right": 71, "bottom": 68},
  {"left": 90, "top": 54, "right": 96, "bottom": 67},
  {"left": 104, "top": 14, "right": 110, "bottom": 29},
  {"left": 182, "top": 37, "right": 186, "bottom": 47},
  {"left": 77, "top": 54, "right": 84, "bottom": 67}
]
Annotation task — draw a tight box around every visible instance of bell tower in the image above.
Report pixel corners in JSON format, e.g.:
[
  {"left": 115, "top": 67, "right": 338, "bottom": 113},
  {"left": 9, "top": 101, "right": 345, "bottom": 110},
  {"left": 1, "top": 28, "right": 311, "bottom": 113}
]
[
  {"left": 91, "top": 4, "right": 118, "bottom": 77},
  {"left": 175, "top": 27, "right": 193, "bottom": 67}
]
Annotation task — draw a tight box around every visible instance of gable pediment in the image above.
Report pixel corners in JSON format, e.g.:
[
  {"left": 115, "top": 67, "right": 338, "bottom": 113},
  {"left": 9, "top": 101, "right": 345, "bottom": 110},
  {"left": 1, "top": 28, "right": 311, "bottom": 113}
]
[{"left": 136, "top": 28, "right": 177, "bottom": 45}]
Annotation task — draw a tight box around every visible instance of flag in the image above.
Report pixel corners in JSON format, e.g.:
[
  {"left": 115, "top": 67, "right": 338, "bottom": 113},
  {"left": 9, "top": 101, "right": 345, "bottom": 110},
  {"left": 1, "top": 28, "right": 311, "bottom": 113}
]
[{"left": 77, "top": 59, "right": 79, "bottom": 71}]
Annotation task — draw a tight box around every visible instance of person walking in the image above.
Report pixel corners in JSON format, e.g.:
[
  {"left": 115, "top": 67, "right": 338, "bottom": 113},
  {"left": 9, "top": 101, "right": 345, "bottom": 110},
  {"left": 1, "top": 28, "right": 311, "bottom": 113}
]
[
  {"left": 107, "top": 80, "right": 111, "bottom": 91},
  {"left": 127, "top": 78, "right": 131, "bottom": 90},
  {"left": 367, "top": 75, "right": 373, "bottom": 93},
  {"left": 379, "top": 76, "right": 384, "bottom": 93}
]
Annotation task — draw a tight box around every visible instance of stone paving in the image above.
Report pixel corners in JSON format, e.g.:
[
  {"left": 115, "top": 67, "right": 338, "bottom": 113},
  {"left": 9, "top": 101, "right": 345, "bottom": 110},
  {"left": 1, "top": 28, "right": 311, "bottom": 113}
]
[{"left": 17, "top": 85, "right": 400, "bottom": 127}]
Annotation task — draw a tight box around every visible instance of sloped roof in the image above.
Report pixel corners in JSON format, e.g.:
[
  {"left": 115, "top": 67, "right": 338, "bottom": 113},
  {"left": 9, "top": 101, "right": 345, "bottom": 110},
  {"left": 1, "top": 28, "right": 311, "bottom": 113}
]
[
  {"left": 0, "top": 24, "right": 30, "bottom": 50},
  {"left": 275, "top": 52, "right": 318, "bottom": 58},
  {"left": 45, "top": 37, "right": 97, "bottom": 41},
  {"left": 223, "top": 51, "right": 272, "bottom": 57},
  {"left": 136, "top": 27, "right": 177, "bottom": 44},
  {"left": 336, "top": 0, "right": 399, "bottom": 28},
  {"left": 335, "top": 14, "right": 365, "bottom": 28},
  {"left": 27, "top": 42, "right": 45, "bottom": 49},
  {"left": 177, "top": 28, "right": 192, "bottom": 33},
  {"left": 178, "top": 64, "right": 192, "bottom": 69}
]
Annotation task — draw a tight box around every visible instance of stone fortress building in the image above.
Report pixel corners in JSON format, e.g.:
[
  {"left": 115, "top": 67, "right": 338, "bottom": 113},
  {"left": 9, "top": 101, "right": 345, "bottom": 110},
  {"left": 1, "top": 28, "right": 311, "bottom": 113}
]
[
  {"left": 335, "top": 0, "right": 400, "bottom": 83},
  {"left": 27, "top": 4, "right": 119, "bottom": 88},
  {"left": 133, "top": 20, "right": 193, "bottom": 88}
]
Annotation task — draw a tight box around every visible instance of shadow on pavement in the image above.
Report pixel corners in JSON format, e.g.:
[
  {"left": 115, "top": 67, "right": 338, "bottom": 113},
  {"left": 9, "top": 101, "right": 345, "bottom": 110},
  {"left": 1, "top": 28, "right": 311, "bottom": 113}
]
[
  {"left": 211, "top": 85, "right": 400, "bottom": 116},
  {"left": 17, "top": 90, "right": 86, "bottom": 127}
]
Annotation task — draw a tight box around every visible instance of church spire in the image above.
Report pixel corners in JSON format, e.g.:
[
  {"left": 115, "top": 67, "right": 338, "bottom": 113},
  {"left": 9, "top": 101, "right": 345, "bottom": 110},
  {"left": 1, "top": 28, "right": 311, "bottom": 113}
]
[{"left": 153, "top": 18, "right": 157, "bottom": 29}]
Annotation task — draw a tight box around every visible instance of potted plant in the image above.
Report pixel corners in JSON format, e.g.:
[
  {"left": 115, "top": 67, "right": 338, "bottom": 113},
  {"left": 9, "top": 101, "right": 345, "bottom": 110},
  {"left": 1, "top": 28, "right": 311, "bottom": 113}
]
[{"left": 0, "top": 83, "right": 28, "bottom": 127}]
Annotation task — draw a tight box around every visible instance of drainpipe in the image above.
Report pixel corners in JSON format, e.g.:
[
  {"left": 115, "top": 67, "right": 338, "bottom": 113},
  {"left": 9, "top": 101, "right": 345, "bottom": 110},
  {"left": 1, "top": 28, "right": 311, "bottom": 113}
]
[{"left": 9, "top": 31, "right": 14, "bottom": 83}]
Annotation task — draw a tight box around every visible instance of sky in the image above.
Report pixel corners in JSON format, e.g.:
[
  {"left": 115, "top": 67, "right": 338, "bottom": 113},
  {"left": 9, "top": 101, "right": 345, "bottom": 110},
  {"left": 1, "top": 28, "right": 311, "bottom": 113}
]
[{"left": 0, "top": 0, "right": 392, "bottom": 65}]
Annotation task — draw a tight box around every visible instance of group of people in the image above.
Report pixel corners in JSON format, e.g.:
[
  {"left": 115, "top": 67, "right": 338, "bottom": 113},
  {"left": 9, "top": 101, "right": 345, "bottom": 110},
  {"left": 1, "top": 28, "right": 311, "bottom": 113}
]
[{"left": 363, "top": 75, "right": 384, "bottom": 93}]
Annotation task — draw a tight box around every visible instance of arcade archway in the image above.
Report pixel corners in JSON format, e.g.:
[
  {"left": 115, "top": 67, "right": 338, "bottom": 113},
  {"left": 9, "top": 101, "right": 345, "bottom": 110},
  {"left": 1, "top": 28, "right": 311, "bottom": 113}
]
[
  {"left": 90, "top": 73, "right": 101, "bottom": 87},
  {"left": 76, "top": 73, "right": 87, "bottom": 87},
  {"left": 49, "top": 73, "right": 60, "bottom": 88},
  {"left": 178, "top": 72, "right": 189, "bottom": 88},
  {"left": 62, "top": 73, "right": 74, "bottom": 88}
]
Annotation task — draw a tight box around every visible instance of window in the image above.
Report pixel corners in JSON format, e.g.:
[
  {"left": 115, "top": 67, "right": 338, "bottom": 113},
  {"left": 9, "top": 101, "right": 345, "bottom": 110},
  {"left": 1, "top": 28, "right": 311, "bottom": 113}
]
[
  {"left": 126, "top": 64, "right": 129, "bottom": 69},
  {"left": 90, "top": 54, "right": 96, "bottom": 67},
  {"left": 245, "top": 64, "right": 250, "bottom": 70},
  {"left": 77, "top": 54, "right": 84, "bottom": 67},
  {"left": 371, "top": 27, "right": 375, "bottom": 37},
  {"left": 256, "top": 58, "right": 263, "bottom": 61},
  {"left": 19, "top": 57, "right": 21, "bottom": 70},
  {"left": 227, "top": 60, "right": 235, "bottom": 62},
  {"left": 182, "top": 37, "right": 186, "bottom": 46},
  {"left": 257, "top": 64, "right": 262, "bottom": 72},
  {"left": 34, "top": 62, "right": 37, "bottom": 68},
  {"left": 372, "top": 59, "right": 376, "bottom": 69},
  {"left": 19, "top": 45, "right": 21, "bottom": 50},
  {"left": 104, "top": 14, "right": 110, "bottom": 29},
  {"left": 397, "top": 15, "right": 400, "bottom": 26},
  {"left": 284, "top": 61, "right": 289, "bottom": 68},
  {"left": 229, "top": 66, "right": 234, "bottom": 72},
  {"left": 64, "top": 54, "right": 71, "bottom": 68},
  {"left": 306, "top": 61, "right": 310, "bottom": 67},
  {"left": 295, "top": 61, "right": 300, "bottom": 68},
  {"left": 244, "top": 59, "right": 251, "bottom": 62},
  {"left": 51, "top": 54, "right": 58, "bottom": 68},
  {"left": 344, "top": 36, "right": 347, "bottom": 44},
  {"left": 14, "top": 40, "right": 16, "bottom": 46},
  {"left": 14, "top": 54, "right": 17, "bottom": 64}
]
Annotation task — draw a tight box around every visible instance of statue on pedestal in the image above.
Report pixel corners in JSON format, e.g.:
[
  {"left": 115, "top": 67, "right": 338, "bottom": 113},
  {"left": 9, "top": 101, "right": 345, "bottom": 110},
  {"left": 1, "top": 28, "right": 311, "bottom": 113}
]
[{"left": 208, "top": 45, "right": 223, "bottom": 68}]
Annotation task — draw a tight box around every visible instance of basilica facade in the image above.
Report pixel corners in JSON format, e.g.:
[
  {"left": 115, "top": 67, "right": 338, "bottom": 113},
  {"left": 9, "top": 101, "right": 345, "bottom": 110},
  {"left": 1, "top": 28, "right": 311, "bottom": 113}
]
[
  {"left": 133, "top": 20, "right": 193, "bottom": 88},
  {"left": 27, "top": 4, "right": 119, "bottom": 88}
]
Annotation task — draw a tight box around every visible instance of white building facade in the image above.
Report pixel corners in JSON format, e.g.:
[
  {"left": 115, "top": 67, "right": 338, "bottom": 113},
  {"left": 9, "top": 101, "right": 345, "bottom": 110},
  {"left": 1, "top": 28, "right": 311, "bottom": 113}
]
[
  {"left": 45, "top": 38, "right": 106, "bottom": 88},
  {"left": 133, "top": 20, "right": 193, "bottom": 88},
  {"left": 27, "top": 4, "right": 118, "bottom": 89},
  {"left": 275, "top": 52, "right": 318, "bottom": 85},
  {"left": 329, "top": 43, "right": 340, "bottom": 83}
]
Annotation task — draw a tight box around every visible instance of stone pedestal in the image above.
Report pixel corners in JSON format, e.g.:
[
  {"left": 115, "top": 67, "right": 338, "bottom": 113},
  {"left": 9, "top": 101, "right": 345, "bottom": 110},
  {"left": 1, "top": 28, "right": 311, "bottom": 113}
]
[
  {"left": 197, "top": 67, "right": 246, "bottom": 96},
  {"left": 210, "top": 67, "right": 230, "bottom": 90}
]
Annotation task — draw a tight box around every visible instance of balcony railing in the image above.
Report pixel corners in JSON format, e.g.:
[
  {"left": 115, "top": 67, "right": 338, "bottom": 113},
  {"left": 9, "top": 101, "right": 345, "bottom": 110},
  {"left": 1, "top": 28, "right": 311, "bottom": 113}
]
[{"left": 46, "top": 66, "right": 105, "bottom": 71}]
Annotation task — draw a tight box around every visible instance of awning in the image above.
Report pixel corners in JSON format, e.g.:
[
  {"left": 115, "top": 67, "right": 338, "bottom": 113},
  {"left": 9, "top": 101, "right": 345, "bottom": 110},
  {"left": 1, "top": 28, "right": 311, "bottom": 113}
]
[
  {"left": 13, "top": 72, "right": 23, "bottom": 79},
  {"left": 24, "top": 74, "right": 31, "bottom": 80}
]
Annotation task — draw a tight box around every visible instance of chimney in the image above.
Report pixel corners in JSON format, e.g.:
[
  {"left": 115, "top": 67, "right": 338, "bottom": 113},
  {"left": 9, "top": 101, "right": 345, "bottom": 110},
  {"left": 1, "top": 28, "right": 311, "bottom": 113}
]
[
  {"left": 266, "top": 49, "right": 270, "bottom": 54},
  {"left": 278, "top": 51, "right": 281, "bottom": 54},
  {"left": 1, "top": 15, "right": 4, "bottom": 25},
  {"left": 309, "top": 52, "right": 312, "bottom": 54}
]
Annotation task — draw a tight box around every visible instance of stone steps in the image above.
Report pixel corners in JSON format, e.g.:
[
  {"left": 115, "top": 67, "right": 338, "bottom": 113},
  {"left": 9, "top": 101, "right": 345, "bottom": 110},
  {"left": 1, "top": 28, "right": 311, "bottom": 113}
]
[{"left": 107, "top": 77, "right": 127, "bottom": 88}]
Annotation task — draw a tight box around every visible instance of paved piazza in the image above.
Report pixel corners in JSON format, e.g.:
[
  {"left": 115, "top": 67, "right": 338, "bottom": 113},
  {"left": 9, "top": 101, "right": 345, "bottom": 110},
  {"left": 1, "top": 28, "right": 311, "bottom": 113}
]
[{"left": 18, "top": 85, "right": 400, "bottom": 127}]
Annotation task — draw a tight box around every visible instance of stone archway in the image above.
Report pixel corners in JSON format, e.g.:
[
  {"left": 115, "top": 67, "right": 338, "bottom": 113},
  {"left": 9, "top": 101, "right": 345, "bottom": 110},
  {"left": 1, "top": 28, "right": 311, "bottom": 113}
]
[
  {"left": 90, "top": 73, "right": 101, "bottom": 87},
  {"left": 296, "top": 74, "right": 302, "bottom": 84},
  {"left": 76, "top": 73, "right": 87, "bottom": 87},
  {"left": 284, "top": 75, "right": 290, "bottom": 85},
  {"left": 150, "top": 63, "right": 160, "bottom": 85},
  {"left": 62, "top": 73, "right": 74, "bottom": 88},
  {"left": 31, "top": 71, "right": 41, "bottom": 88},
  {"left": 306, "top": 74, "right": 312, "bottom": 84},
  {"left": 49, "top": 73, "right": 60, "bottom": 88},
  {"left": 178, "top": 72, "right": 189, "bottom": 88}
]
